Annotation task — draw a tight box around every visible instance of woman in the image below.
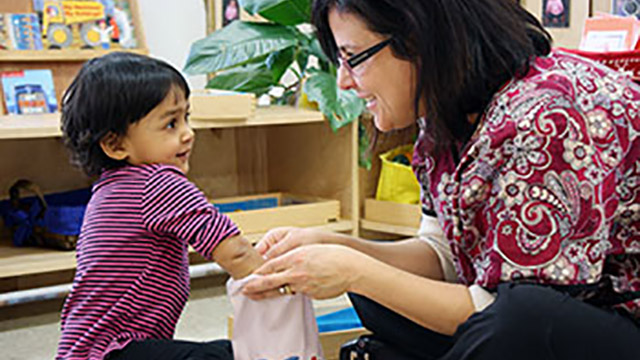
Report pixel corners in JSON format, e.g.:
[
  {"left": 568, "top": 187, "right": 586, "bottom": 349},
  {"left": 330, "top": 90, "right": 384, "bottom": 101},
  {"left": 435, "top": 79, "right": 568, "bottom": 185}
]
[{"left": 243, "top": 1, "right": 640, "bottom": 358}]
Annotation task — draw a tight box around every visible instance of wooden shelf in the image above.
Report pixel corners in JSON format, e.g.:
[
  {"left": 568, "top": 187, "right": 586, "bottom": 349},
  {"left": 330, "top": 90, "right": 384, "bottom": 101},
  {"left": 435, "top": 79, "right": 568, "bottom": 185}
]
[
  {"left": 360, "top": 219, "right": 417, "bottom": 237},
  {"left": 0, "top": 106, "right": 325, "bottom": 140},
  {"left": 0, "top": 48, "right": 149, "bottom": 62},
  {"left": 191, "top": 105, "right": 325, "bottom": 128},
  {"left": 0, "top": 220, "right": 353, "bottom": 280}
]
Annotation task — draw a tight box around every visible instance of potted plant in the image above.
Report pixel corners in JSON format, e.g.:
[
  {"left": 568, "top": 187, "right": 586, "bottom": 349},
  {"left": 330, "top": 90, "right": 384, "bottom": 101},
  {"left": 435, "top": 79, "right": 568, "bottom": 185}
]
[{"left": 184, "top": 0, "right": 371, "bottom": 168}]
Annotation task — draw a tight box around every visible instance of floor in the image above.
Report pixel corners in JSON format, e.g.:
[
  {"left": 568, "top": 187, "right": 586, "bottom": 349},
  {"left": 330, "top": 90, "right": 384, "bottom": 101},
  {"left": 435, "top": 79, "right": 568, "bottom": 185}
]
[{"left": 0, "top": 275, "right": 350, "bottom": 360}]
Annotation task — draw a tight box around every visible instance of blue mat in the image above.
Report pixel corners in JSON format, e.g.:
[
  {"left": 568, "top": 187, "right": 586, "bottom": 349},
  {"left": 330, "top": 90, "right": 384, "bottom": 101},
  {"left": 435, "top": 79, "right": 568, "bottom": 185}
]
[{"left": 316, "top": 307, "right": 362, "bottom": 333}]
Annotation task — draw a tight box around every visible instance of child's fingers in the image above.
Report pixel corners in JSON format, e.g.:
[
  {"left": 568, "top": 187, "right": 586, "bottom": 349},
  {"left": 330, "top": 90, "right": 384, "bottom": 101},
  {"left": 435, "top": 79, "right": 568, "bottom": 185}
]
[{"left": 255, "top": 227, "right": 291, "bottom": 255}]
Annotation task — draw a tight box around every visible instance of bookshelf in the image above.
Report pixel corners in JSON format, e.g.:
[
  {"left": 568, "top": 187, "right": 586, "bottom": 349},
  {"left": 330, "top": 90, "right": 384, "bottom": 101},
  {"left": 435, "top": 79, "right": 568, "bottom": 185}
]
[
  {"left": 0, "top": 0, "right": 364, "bottom": 296},
  {"left": 0, "top": 48, "right": 149, "bottom": 62},
  {"left": 0, "top": 0, "right": 148, "bottom": 114},
  {"left": 0, "top": 106, "right": 359, "bottom": 293}
]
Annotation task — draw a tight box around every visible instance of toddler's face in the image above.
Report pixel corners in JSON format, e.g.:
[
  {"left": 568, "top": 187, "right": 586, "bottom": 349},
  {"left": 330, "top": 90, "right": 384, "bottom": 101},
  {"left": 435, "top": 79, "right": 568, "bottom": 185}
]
[{"left": 119, "top": 86, "right": 194, "bottom": 173}]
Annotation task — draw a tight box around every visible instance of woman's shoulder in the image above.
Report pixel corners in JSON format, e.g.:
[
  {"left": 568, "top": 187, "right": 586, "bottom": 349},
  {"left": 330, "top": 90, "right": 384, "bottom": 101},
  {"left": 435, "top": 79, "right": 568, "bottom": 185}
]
[{"left": 480, "top": 49, "right": 638, "bottom": 138}]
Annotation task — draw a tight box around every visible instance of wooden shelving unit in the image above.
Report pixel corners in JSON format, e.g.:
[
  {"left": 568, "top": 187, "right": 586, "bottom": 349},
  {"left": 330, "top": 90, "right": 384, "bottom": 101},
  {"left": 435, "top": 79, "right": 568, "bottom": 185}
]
[
  {"left": 0, "top": 0, "right": 362, "bottom": 294},
  {"left": 0, "top": 106, "right": 327, "bottom": 139},
  {"left": 0, "top": 49, "right": 149, "bottom": 62},
  {"left": 0, "top": 107, "right": 359, "bottom": 293}
]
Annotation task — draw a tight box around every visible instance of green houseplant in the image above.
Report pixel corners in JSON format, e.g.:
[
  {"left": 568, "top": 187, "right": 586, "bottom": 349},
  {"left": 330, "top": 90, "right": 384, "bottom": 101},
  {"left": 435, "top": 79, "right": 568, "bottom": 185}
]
[{"left": 184, "top": 0, "right": 371, "bottom": 168}]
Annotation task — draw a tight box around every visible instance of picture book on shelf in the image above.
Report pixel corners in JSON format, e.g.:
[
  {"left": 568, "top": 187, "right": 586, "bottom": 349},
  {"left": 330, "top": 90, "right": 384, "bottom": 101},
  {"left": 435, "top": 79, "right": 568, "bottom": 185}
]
[
  {"left": 1, "top": 70, "right": 58, "bottom": 115},
  {"left": 31, "top": 0, "right": 138, "bottom": 50},
  {"left": 6, "top": 13, "right": 43, "bottom": 50}
]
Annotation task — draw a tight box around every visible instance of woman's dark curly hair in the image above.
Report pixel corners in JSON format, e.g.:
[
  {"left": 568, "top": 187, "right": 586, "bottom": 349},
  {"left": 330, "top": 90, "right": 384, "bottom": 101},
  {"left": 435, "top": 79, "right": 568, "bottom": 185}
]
[
  {"left": 61, "top": 52, "right": 190, "bottom": 176},
  {"left": 312, "top": 0, "right": 551, "bottom": 152}
]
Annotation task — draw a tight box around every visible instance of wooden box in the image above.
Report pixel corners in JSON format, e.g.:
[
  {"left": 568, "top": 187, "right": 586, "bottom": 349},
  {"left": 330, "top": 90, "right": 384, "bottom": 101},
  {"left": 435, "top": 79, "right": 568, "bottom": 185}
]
[
  {"left": 189, "top": 89, "right": 256, "bottom": 121},
  {"left": 212, "top": 193, "right": 340, "bottom": 235},
  {"left": 362, "top": 198, "right": 420, "bottom": 237}
]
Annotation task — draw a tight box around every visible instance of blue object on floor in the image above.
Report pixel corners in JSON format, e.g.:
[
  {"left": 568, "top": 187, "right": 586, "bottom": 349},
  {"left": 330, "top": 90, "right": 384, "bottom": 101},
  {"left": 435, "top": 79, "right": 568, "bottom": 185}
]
[{"left": 316, "top": 307, "right": 362, "bottom": 333}]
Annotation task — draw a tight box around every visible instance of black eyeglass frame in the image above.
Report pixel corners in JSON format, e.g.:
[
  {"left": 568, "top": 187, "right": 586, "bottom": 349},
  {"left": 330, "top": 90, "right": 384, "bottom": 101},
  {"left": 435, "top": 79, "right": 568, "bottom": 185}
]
[{"left": 338, "top": 38, "right": 393, "bottom": 70}]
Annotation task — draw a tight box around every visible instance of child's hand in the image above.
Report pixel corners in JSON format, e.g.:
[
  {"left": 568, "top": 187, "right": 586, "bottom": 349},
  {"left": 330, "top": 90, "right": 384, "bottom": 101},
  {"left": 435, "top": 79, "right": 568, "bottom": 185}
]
[{"left": 213, "top": 235, "right": 264, "bottom": 280}]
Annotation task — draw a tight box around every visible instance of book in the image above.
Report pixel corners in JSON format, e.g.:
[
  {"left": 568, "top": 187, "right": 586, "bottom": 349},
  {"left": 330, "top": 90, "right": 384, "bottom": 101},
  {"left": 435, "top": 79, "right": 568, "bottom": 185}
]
[
  {"left": 6, "top": 13, "right": 42, "bottom": 50},
  {"left": 189, "top": 89, "right": 256, "bottom": 120},
  {"left": 0, "top": 14, "right": 8, "bottom": 50},
  {"left": 1, "top": 70, "right": 58, "bottom": 115}
]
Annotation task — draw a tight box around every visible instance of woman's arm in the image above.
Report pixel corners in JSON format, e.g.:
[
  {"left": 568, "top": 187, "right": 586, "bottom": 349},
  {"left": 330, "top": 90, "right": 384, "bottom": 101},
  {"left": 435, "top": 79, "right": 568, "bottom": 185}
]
[
  {"left": 351, "top": 252, "right": 474, "bottom": 336},
  {"left": 257, "top": 227, "right": 445, "bottom": 280},
  {"left": 244, "top": 243, "right": 474, "bottom": 335}
]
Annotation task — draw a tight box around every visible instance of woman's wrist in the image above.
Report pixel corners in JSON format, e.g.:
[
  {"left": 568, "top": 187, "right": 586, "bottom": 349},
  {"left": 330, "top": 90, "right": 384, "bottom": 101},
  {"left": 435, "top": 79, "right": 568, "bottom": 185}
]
[{"left": 326, "top": 231, "right": 356, "bottom": 247}]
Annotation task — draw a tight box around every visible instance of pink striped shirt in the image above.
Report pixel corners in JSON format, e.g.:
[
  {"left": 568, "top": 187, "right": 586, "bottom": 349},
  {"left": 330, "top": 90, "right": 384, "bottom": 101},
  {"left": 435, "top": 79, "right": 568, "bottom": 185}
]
[{"left": 56, "top": 164, "right": 239, "bottom": 359}]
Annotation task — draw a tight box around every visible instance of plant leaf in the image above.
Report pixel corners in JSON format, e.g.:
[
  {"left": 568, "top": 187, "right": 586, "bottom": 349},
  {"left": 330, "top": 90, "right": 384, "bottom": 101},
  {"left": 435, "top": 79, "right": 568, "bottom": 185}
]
[
  {"left": 206, "top": 62, "right": 275, "bottom": 95},
  {"left": 308, "top": 36, "right": 330, "bottom": 64},
  {"left": 266, "top": 47, "right": 295, "bottom": 83},
  {"left": 303, "top": 72, "right": 365, "bottom": 131},
  {"left": 184, "top": 22, "right": 298, "bottom": 75},
  {"left": 240, "top": 0, "right": 311, "bottom": 25},
  {"left": 358, "top": 120, "right": 372, "bottom": 169}
]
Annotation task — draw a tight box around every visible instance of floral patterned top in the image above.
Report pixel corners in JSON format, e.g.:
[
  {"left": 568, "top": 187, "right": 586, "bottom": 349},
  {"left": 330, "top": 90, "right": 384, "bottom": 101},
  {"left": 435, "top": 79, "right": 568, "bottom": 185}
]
[{"left": 413, "top": 50, "right": 640, "bottom": 319}]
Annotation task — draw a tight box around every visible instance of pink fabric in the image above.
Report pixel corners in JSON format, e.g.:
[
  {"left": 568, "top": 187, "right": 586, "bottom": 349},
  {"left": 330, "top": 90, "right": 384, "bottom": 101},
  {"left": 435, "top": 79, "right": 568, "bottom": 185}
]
[
  {"left": 413, "top": 50, "right": 640, "bottom": 319},
  {"left": 227, "top": 275, "right": 323, "bottom": 360}
]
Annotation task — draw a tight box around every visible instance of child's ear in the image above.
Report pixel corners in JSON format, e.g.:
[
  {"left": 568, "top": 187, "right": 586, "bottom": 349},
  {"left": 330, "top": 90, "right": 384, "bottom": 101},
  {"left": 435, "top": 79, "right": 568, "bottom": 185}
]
[{"left": 99, "top": 132, "right": 129, "bottom": 161}]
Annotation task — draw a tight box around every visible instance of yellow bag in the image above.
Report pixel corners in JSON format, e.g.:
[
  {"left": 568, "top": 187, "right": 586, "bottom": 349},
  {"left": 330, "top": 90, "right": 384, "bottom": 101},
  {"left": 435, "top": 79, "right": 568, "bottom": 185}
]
[{"left": 375, "top": 144, "right": 420, "bottom": 204}]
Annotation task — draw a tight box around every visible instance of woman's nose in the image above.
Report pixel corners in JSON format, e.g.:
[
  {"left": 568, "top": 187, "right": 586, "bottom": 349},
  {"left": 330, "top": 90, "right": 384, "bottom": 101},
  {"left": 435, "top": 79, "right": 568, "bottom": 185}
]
[{"left": 337, "top": 65, "right": 356, "bottom": 90}]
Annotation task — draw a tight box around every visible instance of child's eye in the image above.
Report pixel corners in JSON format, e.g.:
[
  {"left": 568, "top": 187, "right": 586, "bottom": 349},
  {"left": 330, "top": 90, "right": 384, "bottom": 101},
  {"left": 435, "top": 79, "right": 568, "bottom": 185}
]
[
  {"left": 166, "top": 119, "right": 177, "bottom": 129},
  {"left": 184, "top": 112, "right": 190, "bottom": 123}
]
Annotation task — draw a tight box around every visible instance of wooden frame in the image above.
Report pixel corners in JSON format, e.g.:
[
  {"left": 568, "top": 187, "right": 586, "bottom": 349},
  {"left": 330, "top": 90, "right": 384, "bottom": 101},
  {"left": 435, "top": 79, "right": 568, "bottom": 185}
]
[
  {"left": 205, "top": 0, "right": 263, "bottom": 32},
  {"left": 521, "top": 0, "right": 590, "bottom": 48}
]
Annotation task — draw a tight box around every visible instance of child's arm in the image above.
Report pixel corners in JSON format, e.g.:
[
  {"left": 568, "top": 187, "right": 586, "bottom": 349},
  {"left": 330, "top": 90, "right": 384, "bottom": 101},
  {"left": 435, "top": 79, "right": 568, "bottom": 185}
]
[{"left": 212, "top": 236, "right": 264, "bottom": 280}]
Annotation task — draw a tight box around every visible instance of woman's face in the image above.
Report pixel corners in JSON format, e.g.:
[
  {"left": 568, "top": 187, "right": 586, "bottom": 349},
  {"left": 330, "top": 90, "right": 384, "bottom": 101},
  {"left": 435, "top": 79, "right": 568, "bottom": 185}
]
[{"left": 329, "top": 9, "right": 419, "bottom": 132}]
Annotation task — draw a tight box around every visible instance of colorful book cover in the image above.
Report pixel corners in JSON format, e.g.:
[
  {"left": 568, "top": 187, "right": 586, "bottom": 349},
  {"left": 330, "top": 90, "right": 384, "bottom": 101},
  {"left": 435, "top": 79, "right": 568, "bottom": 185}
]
[
  {"left": 1, "top": 70, "right": 58, "bottom": 115},
  {"left": 6, "top": 13, "right": 43, "bottom": 50}
]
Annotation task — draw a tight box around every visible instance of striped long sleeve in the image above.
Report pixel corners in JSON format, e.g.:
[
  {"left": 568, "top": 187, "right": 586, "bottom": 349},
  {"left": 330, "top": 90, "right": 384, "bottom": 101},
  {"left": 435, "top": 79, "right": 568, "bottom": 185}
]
[{"left": 56, "top": 164, "right": 239, "bottom": 359}]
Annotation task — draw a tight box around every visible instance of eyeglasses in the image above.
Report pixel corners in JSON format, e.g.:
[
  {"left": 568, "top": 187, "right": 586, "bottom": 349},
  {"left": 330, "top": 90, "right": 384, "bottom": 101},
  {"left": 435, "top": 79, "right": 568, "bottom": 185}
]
[{"left": 337, "top": 38, "right": 392, "bottom": 75}]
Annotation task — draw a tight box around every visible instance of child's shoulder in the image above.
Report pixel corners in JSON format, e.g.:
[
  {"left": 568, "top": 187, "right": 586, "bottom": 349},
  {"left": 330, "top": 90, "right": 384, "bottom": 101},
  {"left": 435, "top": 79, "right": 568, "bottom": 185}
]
[{"left": 95, "top": 164, "right": 186, "bottom": 188}]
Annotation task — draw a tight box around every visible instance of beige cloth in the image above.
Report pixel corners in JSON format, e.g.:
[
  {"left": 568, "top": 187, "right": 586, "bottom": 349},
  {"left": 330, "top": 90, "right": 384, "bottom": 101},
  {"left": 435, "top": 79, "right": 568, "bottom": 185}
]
[
  {"left": 227, "top": 275, "right": 324, "bottom": 360},
  {"left": 417, "top": 214, "right": 496, "bottom": 312}
]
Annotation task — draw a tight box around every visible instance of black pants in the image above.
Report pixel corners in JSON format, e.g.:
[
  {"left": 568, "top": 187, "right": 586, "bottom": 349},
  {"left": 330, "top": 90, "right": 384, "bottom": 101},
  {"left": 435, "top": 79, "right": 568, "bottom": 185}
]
[
  {"left": 350, "top": 283, "right": 640, "bottom": 360},
  {"left": 106, "top": 339, "right": 233, "bottom": 360}
]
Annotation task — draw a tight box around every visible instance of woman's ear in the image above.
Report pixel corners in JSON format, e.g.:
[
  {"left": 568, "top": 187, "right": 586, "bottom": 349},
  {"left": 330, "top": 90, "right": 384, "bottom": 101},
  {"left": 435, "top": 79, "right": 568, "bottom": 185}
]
[{"left": 99, "top": 132, "right": 129, "bottom": 161}]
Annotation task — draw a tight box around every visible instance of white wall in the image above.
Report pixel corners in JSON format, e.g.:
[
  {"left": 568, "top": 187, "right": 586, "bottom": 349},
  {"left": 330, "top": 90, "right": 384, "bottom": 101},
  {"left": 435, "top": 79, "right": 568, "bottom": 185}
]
[{"left": 137, "top": 0, "right": 208, "bottom": 89}]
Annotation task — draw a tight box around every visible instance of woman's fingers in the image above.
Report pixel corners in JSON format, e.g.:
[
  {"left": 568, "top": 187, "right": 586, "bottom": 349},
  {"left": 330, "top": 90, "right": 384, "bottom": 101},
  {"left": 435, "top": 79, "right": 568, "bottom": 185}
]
[
  {"left": 242, "top": 268, "right": 293, "bottom": 299},
  {"left": 252, "top": 251, "right": 293, "bottom": 275}
]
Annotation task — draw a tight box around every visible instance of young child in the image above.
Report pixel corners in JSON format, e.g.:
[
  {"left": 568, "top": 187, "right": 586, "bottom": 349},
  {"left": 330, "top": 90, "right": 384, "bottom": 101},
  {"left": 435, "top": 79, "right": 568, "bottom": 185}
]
[{"left": 56, "top": 52, "right": 264, "bottom": 360}]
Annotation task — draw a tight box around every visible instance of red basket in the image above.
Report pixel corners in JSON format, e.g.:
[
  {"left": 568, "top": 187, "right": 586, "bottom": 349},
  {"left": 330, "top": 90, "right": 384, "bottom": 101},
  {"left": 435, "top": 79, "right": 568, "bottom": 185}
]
[{"left": 560, "top": 47, "right": 640, "bottom": 83}]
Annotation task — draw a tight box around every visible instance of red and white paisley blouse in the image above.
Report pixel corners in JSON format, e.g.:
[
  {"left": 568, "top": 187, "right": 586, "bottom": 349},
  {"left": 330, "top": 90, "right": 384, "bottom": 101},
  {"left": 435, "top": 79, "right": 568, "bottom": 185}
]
[{"left": 413, "top": 50, "right": 640, "bottom": 319}]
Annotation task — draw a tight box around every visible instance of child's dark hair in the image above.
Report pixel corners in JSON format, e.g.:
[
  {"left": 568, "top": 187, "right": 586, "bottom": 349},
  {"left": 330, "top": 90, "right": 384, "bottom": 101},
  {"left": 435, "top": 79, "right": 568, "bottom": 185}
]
[{"left": 61, "top": 52, "right": 190, "bottom": 176}]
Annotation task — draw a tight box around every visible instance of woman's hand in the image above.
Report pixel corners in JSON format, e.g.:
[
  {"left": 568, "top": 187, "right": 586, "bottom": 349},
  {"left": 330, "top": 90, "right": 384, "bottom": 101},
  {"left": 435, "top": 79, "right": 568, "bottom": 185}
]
[
  {"left": 242, "top": 244, "right": 365, "bottom": 300},
  {"left": 254, "top": 227, "right": 333, "bottom": 260}
]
